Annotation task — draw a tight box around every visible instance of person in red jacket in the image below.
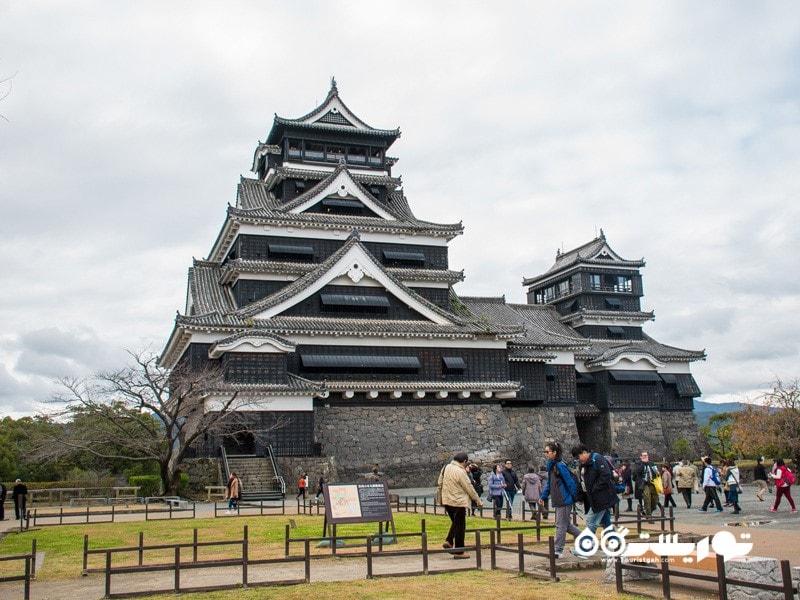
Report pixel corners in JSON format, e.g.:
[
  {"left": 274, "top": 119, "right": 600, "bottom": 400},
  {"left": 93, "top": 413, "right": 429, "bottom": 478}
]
[{"left": 768, "top": 458, "right": 796, "bottom": 513}]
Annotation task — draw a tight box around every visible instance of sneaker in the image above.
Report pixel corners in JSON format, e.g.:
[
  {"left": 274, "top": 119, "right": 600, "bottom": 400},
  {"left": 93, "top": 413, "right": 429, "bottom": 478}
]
[
  {"left": 442, "top": 542, "right": 453, "bottom": 549},
  {"left": 791, "top": 509, "right": 797, "bottom": 513},
  {"left": 452, "top": 553, "right": 470, "bottom": 560},
  {"left": 714, "top": 509, "right": 723, "bottom": 513},
  {"left": 697, "top": 508, "right": 707, "bottom": 512},
  {"left": 569, "top": 548, "right": 589, "bottom": 559},
  {"left": 554, "top": 551, "right": 564, "bottom": 559},
  {"left": 731, "top": 511, "right": 741, "bottom": 514},
  {"left": 768, "top": 508, "right": 778, "bottom": 512}
]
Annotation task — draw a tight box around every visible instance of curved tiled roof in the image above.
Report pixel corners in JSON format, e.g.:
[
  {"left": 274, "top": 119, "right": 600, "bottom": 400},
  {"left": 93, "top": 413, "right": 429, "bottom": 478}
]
[
  {"left": 559, "top": 309, "right": 655, "bottom": 325},
  {"left": 316, "top": 379, "right": 521, "bottom": 393},
  {"left": 232, "top": 175, "right": 462, "bottom": 237},
  {"left": 577, "top": 334, "right": 706, "bottom": 365},
  {"left": 220, "top": 259, "right": 465, "bottom": 285},
  {"left": 265, "top": 80, "right": 400, "bottom": 144},
  {"left": 175, "top": 314, "right": 521, "bottom": 339},
  {"left": 188, "top": 260, "right": 236, "bottom": 315},
  {"left": 523, "top": 232, "right": 645, "bottom": 286},
  {"left": 457, "top": 297, "right": 588, "bottom": 349},
  {"left": 264, "top": 166, "right": 402, "bottom": 191},
  {"left": 217, "top": 373, "right": 324, "bottom": 395},
  {"left": 280, "top": 164, "right": 400, "bottom": 216},
  {"left": 177, "top": 237, "right": 522, "bottom": 342},
  {"left": 233, "top": 236, "right": 468, "bottom": 324}
]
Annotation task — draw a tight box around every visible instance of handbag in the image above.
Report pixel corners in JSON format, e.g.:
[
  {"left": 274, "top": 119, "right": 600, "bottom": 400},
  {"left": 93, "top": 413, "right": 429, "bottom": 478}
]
[{"left": 652, "top": 475, "right": 664, "bottom": 495}]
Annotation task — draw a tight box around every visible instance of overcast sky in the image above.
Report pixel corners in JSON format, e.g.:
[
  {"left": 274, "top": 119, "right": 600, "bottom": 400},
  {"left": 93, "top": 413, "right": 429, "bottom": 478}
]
[{"left": 1, "top": 2, "right": 799, "bottom": 416}]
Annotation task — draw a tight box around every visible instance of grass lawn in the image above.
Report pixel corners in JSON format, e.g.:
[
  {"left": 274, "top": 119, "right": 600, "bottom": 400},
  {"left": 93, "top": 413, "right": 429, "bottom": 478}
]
[{"left": 0, "top": 512, "right": 649, "bottom": 599}]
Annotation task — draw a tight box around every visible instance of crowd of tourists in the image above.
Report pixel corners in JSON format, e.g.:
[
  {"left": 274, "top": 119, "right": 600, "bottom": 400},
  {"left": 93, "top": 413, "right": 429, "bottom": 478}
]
[{"left": 435, "top": 446, "right": 796, "bottom": 560}]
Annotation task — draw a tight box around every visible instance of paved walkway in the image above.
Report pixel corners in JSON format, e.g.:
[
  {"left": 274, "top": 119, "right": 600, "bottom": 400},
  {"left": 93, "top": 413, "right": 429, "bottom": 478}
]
[{"left": 0, "top": 483, "right": 797, "bottom": 599}]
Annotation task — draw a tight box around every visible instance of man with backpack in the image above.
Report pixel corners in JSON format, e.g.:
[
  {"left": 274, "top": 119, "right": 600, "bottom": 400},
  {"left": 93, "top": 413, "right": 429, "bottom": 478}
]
[
  {"left": 697, "top": 456, "right": 723, "bottom": 512},
  {"left": 539, "top": 441, "right": 582, "bottom": 558},
  {"left": 570, "top": 444, "right": 619, "bottom": 556}
]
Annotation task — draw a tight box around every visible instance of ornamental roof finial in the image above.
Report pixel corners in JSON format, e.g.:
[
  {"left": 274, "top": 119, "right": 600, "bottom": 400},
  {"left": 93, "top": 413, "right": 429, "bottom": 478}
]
[
  {"left": 330, "top": 76, "right": 338, "bottom": 93},
  {"left": 599, "top": 227, "right": 605, "bottom": 239}
]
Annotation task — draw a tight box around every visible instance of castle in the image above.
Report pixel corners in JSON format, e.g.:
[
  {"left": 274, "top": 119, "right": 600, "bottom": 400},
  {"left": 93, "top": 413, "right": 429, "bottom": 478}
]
[{"left": 160, "top": 81, "right": 705, "bottom": 487}]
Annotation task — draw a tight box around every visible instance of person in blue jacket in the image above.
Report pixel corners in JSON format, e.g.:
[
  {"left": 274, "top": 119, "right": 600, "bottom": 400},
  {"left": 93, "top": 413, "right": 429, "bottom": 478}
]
[
  {"left": 538, "top": 441, "right": 582, "bottom": 558},
  {"left": 570, "top": 443, "right": 619, "bottom": 556}
]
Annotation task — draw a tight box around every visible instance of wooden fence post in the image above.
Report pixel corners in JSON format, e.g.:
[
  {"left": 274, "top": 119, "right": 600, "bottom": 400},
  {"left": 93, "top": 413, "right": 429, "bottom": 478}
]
[
  {"left": 242, "top": 525, "right": 248, "bottom": 588},
  {"left": 716, "top": 553, "right": 727, "bottom": 600}
]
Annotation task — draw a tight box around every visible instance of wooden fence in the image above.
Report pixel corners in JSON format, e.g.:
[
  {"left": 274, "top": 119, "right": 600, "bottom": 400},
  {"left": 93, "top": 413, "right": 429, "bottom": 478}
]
[
  {"left": 83, "top": 521, "right": 567, "bottom": 598},
  {"left": 614, "top": 553, "right": 796, "bottom": 600},
  {"left": 0, "top": 541, "right": 37, "bottom": 600}
]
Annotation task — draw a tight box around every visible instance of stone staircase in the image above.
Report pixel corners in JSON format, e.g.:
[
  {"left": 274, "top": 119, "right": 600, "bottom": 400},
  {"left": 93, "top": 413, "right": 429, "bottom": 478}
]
[{"left": 225, "top": 455, "right": 285, "bottom": 501}]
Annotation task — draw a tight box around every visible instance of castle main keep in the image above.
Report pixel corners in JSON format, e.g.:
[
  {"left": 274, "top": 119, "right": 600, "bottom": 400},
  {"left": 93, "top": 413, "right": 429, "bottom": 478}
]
[{"left": 160, "top": 81, "right": 706, "bottom": 486}]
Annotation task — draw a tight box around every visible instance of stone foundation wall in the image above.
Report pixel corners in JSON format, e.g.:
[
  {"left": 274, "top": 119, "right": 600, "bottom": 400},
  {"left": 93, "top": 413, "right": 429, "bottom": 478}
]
[
  {"left": 659, "top": 410, "right": 706, "bottom": 458},
  {"left": 313, "top": 404, "right": 578, "bottom": 488},
  {"left": 608, "top": 410, "right": 704, "bottom": 460},
  {"left": 186, "top": 407, "right": 703, "bottom": 491}
]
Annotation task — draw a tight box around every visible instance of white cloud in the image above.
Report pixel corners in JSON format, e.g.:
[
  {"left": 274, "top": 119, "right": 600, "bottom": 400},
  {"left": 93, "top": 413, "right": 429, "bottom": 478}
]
[{"left": 1, "top": 1, "right": 799, "bottom": 413}]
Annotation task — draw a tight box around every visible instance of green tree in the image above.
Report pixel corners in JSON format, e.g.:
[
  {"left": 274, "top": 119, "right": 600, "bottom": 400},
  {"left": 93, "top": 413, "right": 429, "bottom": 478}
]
[
  {"left": 0, "top": 416, "right": 66, "bottom": 481},
  {"left": 700, "top": 412, "right": 737, "bottom": 459},
  {"left": 671, "top": 437, "right": 693, "bottom": 461}
]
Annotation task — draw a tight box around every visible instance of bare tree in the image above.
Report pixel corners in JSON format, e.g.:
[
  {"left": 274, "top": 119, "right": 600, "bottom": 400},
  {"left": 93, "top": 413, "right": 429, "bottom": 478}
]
[
  {"left": 734, "top": 377, "right": 800, "bottom": 465},
  {"left": 39, "top": 350, "right": 262, "bottom": 495}
]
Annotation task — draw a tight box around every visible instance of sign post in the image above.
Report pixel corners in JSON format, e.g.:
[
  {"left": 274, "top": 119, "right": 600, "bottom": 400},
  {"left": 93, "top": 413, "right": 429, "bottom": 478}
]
[{"left": 321, "top": 482, "right": 395, "bottom": 545}]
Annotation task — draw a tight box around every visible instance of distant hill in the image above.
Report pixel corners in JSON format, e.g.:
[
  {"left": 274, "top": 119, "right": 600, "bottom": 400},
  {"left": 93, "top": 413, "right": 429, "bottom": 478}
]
[{"left": 694, "top": 401, "right": 748, "bottom": 426}]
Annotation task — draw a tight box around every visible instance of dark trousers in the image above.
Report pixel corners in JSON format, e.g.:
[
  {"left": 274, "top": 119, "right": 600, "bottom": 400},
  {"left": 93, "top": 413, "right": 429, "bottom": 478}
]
[
  {"left": 701, "top": 486, "right": 722, "bottom": 511},
  {"left": 13, "top": 496, "right": 26, "bottom": 520},
  {"left": 678, "top": 487, "right": 692, "bottom": 508},
  {"left": 664, "top": 493, "right": 677, "bottom": 507},
  {"left": 492, "top": 494, "right": 504, "bottom": 519},
  {"left": 444, "top": 505, "right": 467, "bottom": 549}
]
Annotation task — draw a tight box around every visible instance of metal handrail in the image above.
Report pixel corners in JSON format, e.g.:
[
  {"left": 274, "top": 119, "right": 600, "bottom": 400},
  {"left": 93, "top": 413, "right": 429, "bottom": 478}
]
[{"left": 266, "top": 445, "right": 286, "bottom": 495}]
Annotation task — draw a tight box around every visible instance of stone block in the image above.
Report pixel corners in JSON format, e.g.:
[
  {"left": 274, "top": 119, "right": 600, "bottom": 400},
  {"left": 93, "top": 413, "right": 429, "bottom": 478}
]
[
  {"left": 725, "top": 556, "right": 787, "bottom": 600},
  {"left": 602, "top": 557, "right": 660, "bottom": 583}
]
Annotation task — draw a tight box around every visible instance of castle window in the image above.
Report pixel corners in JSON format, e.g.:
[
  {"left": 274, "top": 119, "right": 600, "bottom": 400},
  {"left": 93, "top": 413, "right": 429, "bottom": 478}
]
[
  {"left": 590, "top": 274, "right": 633, "bottom": 293},
  {"left": 605, "top": 298, "right": 622, "bottom": 310},
  {"left": 305, "top": 143, "right": 325, "bottom": 160},
  {"left": 321, "top": 198, "right": 363, "bottom": 210},
  {"left": 442, "top": 356, "right": 467, "bottom": 374},
  {"left": 535, "top": 279, "right": 570, "bottom": 304},
  {"left": 320, "top": 293, "right": 390, "bottom": 314},
  {"left": 545, "top": 365, "right": 558, "bottom": 381},
  {"left": 369, "top": 147, "right": 384, "bottom": 165},
  {"left": 300, "top": 354, "right": 420, "bottom": 373},
  {"left": 383, "top": 250, "right": 425, "bottom": 267},
  {"left": 287, "top": 139, "right": 302, "bottom": 158},
  {"left": 268, "top": 244, "right": 314, "bottom": 261},
  {"left": 347, "top": 146, "right": 367, "bottom": 164},
  {"left": 609, "top": 370, "right": 661, "bottom": 382},
  {"left": 326, "top": 145, "right": 345, "bottom": 162},
  {"left": 607, "top": 326, "right": 625, "bottom": 338}
]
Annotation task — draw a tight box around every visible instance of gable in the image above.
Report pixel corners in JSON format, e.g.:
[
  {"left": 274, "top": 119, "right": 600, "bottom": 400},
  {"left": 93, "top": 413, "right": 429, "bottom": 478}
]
[
  {"left": 289, "top": 169, "right": 395, "bottom": 220},
  {"left": 247, "top": 242, "right": 455, "bottom": 325},
  {"left": 589, "top": 242, "right": 626, "bottom": 263}
]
